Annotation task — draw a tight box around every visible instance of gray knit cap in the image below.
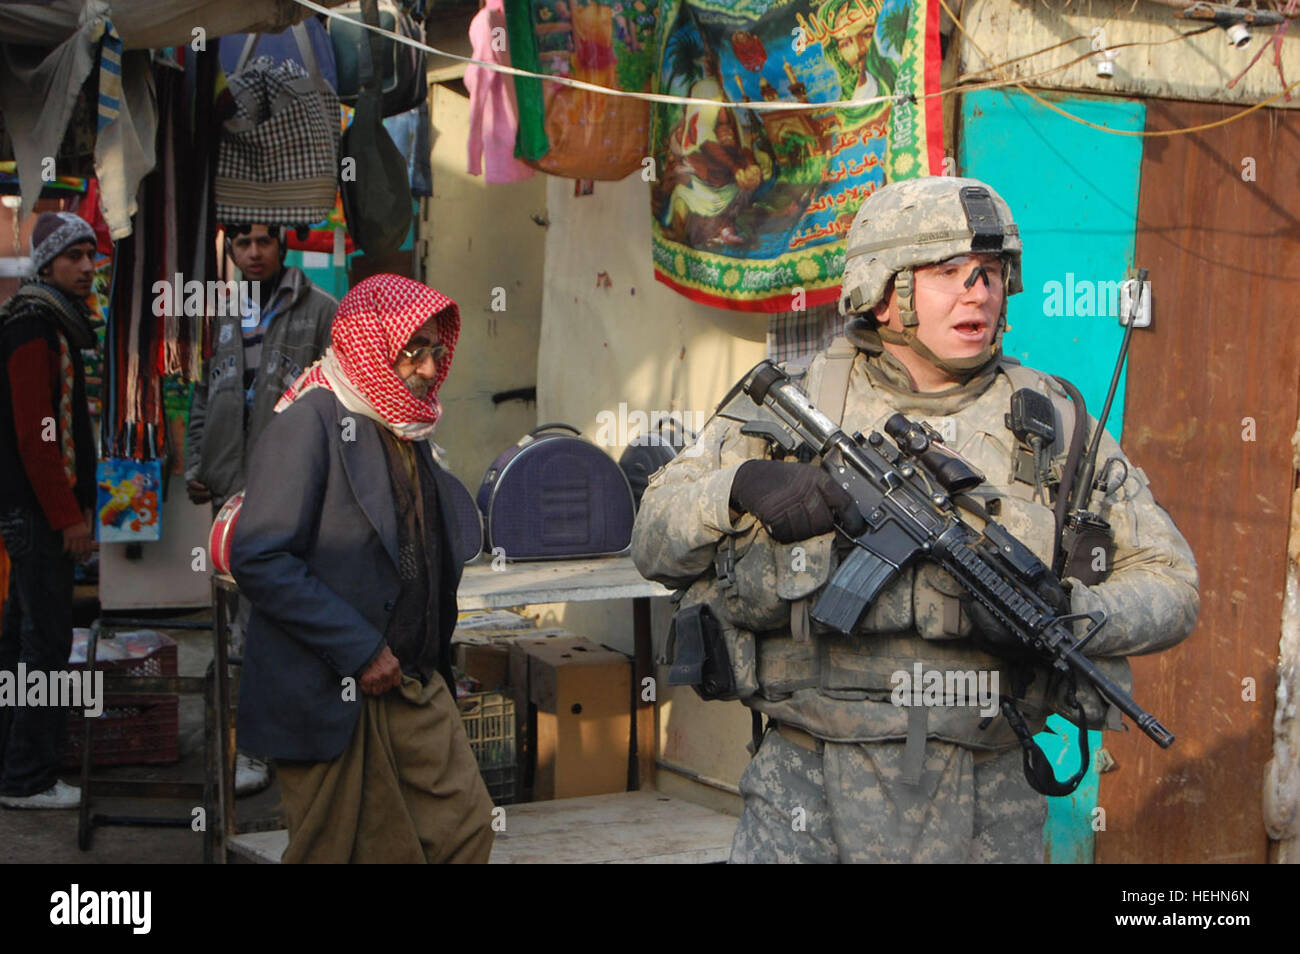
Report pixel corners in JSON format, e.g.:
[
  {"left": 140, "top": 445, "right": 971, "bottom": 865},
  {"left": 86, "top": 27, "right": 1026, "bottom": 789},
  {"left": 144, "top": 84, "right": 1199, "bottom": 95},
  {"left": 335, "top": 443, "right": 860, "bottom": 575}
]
[{"left": 30, "top": 211, "right": 97, "bottom": 275}]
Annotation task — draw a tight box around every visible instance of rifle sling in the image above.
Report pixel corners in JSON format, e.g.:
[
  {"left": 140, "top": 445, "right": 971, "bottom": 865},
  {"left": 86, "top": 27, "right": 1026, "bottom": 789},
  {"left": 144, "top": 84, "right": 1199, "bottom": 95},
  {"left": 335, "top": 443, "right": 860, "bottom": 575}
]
[{"left": 999, "top": 679, "right": 1091, "bottom": 797}]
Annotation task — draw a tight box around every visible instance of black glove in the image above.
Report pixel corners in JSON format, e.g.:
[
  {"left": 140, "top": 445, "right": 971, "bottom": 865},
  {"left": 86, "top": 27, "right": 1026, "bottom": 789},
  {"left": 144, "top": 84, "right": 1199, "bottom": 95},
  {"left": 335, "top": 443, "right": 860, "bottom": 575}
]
[
  {"left": 729, "top": 460, "right": 867, "bottom": 544},
  {"left": 965, "top": 575, "right": 1072, "bottom": 662}
]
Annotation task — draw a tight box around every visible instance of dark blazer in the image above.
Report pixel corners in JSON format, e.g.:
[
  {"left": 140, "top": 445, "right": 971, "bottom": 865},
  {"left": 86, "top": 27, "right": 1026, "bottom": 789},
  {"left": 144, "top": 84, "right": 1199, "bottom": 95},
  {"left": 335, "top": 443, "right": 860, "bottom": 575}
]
[{"left": 230, "top": 388, "right": 463, "bottom": 762}]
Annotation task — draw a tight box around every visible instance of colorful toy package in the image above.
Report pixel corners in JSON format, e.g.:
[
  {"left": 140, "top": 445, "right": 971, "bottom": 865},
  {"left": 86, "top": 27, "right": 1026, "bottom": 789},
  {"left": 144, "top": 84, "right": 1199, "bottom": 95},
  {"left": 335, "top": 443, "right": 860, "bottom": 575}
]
[{"left": 95, "top": 458, "right": 163, "bottom": 543}]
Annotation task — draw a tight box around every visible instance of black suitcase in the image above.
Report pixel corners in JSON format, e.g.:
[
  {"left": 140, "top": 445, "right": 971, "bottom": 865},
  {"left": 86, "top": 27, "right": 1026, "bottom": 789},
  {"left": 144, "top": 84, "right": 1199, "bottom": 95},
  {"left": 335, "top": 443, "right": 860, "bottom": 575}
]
[
  {"left": 618, "top": 416, "right": 695, "bottom": 509},
  {"left": 476, "top": 424, "right": 635, "bottom": 561}
]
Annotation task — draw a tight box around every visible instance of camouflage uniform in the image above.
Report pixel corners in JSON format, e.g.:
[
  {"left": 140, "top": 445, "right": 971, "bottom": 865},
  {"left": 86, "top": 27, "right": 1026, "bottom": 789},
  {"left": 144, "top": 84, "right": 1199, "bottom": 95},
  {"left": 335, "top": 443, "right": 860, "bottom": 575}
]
[{"left": 631, "top": 179, "right": 1200, "bottom": 864}]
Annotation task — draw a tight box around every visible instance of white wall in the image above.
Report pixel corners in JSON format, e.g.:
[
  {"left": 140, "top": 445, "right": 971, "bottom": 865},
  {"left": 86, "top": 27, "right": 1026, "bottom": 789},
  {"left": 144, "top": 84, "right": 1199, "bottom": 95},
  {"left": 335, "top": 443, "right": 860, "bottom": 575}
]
[
  {"left": 422, "top": 83, "right": 548, "bottom": 492},
  {"left": 533, "top": 172, "right": 767, "bottom": 807}
]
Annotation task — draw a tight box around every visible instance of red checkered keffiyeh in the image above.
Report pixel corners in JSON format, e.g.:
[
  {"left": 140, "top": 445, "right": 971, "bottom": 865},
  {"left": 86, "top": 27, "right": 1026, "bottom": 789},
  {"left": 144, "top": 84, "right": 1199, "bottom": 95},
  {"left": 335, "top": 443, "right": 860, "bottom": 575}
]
[{"left": 276, "top": 274, "right": 460, "bottom": 440}]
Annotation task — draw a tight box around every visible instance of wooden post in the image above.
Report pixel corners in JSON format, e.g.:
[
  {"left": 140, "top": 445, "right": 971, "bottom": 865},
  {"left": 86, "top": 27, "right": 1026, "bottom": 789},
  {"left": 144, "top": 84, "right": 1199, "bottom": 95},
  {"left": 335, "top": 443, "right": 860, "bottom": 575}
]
[{"left": 633, "top": 596, "right": 655, "bottom": 790}]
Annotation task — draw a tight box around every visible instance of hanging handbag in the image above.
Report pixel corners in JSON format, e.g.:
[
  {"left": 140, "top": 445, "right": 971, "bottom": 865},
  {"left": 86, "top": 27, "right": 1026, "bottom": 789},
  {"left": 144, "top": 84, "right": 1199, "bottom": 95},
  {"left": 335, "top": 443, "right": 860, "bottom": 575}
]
[
  {"left": 215, "top": 23, "right": 341, "bottom": 226},
  {"left": 339, "top": 1, "right": 413, "bottom": 256},
  {"left": 328, "top": 0, "right": 428, "bottom": 117}
]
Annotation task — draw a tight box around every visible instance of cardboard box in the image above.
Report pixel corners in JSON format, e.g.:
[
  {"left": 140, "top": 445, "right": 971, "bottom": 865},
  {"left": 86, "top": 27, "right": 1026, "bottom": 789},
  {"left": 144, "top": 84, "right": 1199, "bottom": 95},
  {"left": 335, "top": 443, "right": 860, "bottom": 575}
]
[
  {"left": 450, "top": 614, "right": 545, "bottom": 691},
  {"left": 504, "top": 631, "right": 585, "bottom": 795},
  {"left": 527, "top": 637, "right": 632, "bottom": 801}
]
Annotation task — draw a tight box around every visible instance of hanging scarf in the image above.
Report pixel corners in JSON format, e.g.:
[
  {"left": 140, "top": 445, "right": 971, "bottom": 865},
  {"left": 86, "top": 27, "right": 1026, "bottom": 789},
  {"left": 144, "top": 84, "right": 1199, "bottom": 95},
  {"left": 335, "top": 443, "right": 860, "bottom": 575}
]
[{"left": 276, "top": 274, "right": 459, "bottom": 441}]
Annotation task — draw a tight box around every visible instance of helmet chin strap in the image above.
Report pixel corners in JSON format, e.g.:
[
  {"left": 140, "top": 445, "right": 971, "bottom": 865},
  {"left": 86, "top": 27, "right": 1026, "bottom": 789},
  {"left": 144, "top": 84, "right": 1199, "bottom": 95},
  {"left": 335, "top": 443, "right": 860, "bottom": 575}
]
[{"left": 875, "top": 266, "right": 1007, "bottom": 377}]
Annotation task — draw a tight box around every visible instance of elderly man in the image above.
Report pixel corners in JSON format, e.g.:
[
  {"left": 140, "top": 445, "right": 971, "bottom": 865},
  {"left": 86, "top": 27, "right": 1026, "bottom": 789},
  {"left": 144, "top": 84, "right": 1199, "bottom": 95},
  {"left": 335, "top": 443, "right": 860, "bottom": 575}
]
[{"left": 230, "top": 274, "right": 493, "bottom": 863}]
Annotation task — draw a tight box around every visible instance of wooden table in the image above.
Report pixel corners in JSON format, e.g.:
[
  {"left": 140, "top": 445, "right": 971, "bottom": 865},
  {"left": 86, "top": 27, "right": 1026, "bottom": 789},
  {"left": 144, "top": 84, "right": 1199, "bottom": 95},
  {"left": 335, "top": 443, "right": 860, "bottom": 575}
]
[
  {"left": 457, "top": 555, "right": 673, "bottom": 790},
  {"left": 457, "top": 554, "right": 671, "bottom": 610}
]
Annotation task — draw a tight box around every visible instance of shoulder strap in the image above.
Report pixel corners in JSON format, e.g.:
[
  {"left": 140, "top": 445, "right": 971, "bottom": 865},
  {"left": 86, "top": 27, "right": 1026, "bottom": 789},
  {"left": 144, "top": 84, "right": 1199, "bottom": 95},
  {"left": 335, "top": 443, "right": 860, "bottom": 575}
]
[
  {"left": 788, "top": 336, "right": 858, "bottom": 648},
  {"left": 815, "top": 335, "right": 857, "bottom": 427},
  {"left": 289, "top": 22, "right": 329, "bottom": 95},
  {"left": 234, "top": 33, "right": 261, "bottom": 76}
]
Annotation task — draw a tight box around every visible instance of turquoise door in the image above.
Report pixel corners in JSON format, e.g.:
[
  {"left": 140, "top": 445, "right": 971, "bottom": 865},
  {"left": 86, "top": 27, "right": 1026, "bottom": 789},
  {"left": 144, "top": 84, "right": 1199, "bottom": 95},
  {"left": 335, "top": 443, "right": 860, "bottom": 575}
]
[{"left": 959, "top": 88, "right": 1146, "bottom": 864}]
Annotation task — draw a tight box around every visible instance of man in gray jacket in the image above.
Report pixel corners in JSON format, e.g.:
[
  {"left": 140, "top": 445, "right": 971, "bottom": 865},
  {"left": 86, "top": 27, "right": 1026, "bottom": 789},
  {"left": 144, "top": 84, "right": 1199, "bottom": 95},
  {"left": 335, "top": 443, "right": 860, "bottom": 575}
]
[{"left": 185, "top": 224, "right": 338, "bottom": 508}]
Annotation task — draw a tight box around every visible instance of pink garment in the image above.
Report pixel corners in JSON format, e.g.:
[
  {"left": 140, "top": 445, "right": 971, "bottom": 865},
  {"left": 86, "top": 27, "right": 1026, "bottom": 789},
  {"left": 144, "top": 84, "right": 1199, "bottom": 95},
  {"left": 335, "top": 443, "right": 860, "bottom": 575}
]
[{"left": 466, "top": 0, "right": 534, "bottom": 184}]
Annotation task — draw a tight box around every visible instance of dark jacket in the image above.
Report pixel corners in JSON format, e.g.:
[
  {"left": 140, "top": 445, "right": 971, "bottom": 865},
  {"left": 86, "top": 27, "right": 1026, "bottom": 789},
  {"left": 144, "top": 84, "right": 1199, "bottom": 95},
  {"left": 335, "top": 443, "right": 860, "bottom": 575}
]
[
  {"left": 230, "top": 388, "right": 462, "bottom": 762},
  {"left": 0, "top": 282, "right": 97, "bottom": 530}
]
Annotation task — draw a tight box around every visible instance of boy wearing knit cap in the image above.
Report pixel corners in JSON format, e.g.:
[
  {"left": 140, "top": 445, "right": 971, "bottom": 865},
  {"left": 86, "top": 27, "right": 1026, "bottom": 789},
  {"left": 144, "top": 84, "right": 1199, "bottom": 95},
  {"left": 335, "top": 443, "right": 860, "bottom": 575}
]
[{"left": 0, "top": 211, "right": 99, "bottom": 810}]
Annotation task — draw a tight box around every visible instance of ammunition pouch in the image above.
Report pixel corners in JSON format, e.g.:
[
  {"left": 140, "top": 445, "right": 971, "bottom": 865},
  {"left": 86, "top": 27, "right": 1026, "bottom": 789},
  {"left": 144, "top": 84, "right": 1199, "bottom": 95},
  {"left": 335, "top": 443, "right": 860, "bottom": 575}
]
[
  {"left": 712, "top": 525, "right": 837, "bottom": 633},
  {"left": 665, "top": 604, "right": 735, "bottom": 701},
  {"left": 664, "top": 574, "right": 760, "bottom": 702}
]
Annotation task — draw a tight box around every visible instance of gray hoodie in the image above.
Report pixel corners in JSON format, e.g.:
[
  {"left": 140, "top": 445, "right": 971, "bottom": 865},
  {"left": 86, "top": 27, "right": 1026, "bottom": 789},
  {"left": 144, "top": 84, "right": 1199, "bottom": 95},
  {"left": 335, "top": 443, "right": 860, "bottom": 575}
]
[{"left": 185, "top": 266, "right": 338, "bottom": 503}]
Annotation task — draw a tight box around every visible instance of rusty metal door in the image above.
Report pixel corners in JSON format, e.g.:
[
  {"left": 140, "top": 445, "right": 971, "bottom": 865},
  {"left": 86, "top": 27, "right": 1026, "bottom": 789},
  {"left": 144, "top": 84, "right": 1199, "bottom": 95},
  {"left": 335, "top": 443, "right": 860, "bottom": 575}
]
[{"left": 1098, "top": 99, "right": 1299, "bottom": 864}]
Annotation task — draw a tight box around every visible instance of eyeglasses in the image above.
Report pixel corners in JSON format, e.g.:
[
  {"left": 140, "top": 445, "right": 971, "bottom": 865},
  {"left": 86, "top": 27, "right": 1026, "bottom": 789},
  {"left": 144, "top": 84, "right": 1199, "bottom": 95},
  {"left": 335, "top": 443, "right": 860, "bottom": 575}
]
[
  {"left": 397, "top": 343, "right": 448, "bottom": 364},
  {"left": 914, "top": 255, "right": 1007, "bottom": 295}
]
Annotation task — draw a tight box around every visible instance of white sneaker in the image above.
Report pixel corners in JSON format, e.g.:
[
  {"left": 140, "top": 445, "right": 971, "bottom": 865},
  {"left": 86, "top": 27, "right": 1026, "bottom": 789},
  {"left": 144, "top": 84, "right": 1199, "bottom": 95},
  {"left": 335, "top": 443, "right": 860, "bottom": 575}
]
[
  {"left": 235, "top": 754, "right": 271, "bottom": 797},
  {"left": 0, "top": 779, "right": 82, "bottom": 810}
]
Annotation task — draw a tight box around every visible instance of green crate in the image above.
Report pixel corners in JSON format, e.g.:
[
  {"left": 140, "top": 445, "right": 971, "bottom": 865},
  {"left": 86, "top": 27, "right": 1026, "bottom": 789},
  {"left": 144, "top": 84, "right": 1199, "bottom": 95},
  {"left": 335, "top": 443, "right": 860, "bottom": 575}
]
[{"left": 458, "top": 691, "right": 517, "bottom": 805}]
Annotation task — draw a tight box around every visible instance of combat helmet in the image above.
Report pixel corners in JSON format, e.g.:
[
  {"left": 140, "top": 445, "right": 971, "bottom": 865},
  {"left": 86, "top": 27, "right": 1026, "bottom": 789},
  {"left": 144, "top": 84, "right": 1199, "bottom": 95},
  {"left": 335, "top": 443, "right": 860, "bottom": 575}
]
[{"left": 839, "top": 176, "right": 1023, "bottom": 375}]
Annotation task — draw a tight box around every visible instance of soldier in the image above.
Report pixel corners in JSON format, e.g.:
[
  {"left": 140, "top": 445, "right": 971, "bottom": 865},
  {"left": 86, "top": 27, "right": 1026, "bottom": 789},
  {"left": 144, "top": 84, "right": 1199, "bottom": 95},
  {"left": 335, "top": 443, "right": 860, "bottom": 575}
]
[{"left": 631, "top": 176, "right": 1199, "bottom": 863}]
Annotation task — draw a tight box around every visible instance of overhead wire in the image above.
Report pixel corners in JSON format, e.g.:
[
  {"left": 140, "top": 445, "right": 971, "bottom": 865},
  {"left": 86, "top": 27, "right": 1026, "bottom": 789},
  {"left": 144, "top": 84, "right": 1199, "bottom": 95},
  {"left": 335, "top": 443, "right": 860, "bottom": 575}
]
[{"left": 292, "top": 0, "right": 1297, "bottom": 135}]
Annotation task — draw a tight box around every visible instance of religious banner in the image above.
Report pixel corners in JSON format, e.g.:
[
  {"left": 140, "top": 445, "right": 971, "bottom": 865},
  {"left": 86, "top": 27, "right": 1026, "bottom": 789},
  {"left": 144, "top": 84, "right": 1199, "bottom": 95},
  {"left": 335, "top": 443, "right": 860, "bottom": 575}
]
[{"left": 650, "top": 0, "right": 942, "bottom": 311}]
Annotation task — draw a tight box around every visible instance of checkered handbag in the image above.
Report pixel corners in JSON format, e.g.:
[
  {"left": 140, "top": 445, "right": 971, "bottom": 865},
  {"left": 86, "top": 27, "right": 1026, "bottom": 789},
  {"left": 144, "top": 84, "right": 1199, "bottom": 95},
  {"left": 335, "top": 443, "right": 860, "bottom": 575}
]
[{"left": 216, "top": 31, "right": 340, "bottom": 227}]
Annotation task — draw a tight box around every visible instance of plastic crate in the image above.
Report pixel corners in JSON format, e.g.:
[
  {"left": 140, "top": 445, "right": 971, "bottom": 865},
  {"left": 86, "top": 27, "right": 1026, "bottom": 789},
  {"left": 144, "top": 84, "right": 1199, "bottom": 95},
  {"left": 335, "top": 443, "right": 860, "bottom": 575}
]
[
  {"left": 64, "top": 698, "right": 180, "bottom": 768},
  {"left": 63, "top": 630, "right": 180, "bottom": 767},
  {"left": 69, "top": 631, "right": 179, "bottom": 707},
  {"left": 458, "top": 691, "right": 517, "bottom": 805}
]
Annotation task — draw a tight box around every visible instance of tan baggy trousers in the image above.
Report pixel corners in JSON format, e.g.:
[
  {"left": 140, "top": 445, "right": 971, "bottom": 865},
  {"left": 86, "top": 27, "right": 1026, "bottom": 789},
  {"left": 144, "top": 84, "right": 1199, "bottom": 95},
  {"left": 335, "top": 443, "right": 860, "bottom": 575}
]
[{"left": 276, "top": 673, "right": 495, "bottom": 864}]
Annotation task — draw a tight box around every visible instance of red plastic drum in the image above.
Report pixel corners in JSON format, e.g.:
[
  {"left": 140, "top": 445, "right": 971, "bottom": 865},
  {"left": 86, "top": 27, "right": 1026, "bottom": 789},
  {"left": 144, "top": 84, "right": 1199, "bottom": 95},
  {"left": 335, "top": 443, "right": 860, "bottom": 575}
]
[{"left": 208, "top": 491, "right": 245, "bottom": 575}]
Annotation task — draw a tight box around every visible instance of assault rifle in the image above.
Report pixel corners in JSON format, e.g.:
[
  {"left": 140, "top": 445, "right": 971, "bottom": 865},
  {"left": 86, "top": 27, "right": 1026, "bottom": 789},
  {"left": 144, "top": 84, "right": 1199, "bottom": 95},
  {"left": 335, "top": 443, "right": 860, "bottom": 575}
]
[{"left": 716, "top": 361, "right": 1175, "bottom": 753}]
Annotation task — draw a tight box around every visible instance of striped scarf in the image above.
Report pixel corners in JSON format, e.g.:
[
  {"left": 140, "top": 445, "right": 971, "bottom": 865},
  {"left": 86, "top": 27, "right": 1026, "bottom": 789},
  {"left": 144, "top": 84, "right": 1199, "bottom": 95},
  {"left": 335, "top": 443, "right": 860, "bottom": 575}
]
[{"left": 57, "top": 338, "right": 76, "bottom": 485}]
